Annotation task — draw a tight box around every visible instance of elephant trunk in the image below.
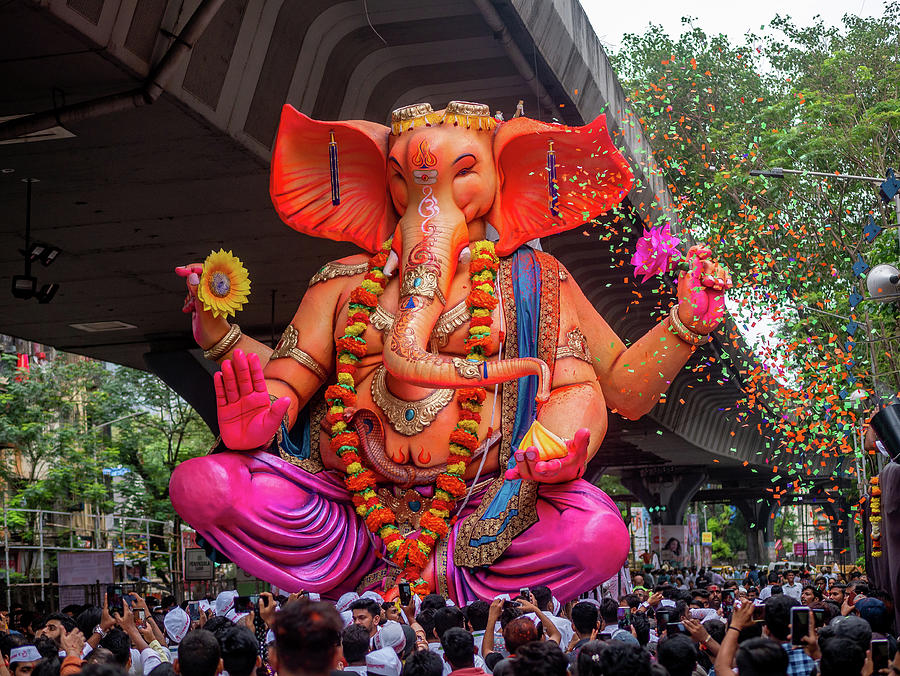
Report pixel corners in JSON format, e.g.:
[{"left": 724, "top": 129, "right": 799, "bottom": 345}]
[{"left": 382, "top": 194, "right": 550, "bottom": 401}]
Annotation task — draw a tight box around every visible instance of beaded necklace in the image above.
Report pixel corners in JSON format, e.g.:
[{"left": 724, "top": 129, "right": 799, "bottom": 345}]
[{"left": 325, "top": 239, "right": 499, "bottom": 595}]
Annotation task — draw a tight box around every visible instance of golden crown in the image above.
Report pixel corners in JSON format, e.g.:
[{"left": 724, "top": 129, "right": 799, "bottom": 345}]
[{"left": 390, "top": 101, "right": 496, "bottom": 136}]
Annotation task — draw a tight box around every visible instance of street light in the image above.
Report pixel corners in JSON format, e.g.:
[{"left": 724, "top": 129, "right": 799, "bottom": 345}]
[
  {"left": 865, "top": 264, "right": 900, "bottom": 302},
  {"left": 750, "top": 166, "right": 900, "bottom": 242}
]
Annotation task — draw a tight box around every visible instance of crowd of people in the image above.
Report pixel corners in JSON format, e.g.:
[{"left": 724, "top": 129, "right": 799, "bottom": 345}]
[{"left": 0, "top": 564, "right": 895, "bottom": 676}]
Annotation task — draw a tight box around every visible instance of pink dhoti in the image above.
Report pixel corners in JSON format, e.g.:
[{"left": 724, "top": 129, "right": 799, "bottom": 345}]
[{"left": 169, "top": 451, "right": 628, "bottom": 602}]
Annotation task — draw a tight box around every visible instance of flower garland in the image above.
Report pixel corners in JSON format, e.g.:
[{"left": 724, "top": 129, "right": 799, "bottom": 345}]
[
  {"left": 870, "top": 476, "right": 882, "bottom": 558},
  {"left": 325, "top": 239, "right": 499, "bottom": 595}
]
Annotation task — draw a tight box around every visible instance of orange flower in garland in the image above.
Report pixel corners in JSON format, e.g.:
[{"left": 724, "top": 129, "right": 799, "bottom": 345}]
[{"left": 330, "top": 239, "right": 499, "bottom": 596}]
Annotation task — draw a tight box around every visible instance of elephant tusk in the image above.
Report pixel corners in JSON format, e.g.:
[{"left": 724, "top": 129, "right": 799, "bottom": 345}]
[
  {"left": 384, "top": 250, "right": 400, "bottom": 277},
  {"left": 458, "top": 246, "right": 471, "bottom": 264}
]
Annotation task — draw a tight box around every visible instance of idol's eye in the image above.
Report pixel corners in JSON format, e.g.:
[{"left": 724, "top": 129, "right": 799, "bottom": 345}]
[{"left": 457, "top": 167, "right": 471, "bottom": 176}]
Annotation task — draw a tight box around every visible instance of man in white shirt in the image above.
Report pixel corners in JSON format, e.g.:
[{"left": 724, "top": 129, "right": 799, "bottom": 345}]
[
  {"left": 758, "top": 572, "right": 781, "bottom": 601},
  {"left": 781, "top": 570, "right": 804, "bottom": 600},
  {"left": 530, "top": 586, "right": 574, "bottom": 648}
]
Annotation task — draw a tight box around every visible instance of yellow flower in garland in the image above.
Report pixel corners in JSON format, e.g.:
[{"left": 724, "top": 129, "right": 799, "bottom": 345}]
[{"left": 198, "top": 249, "right": 251, "bottom": 318}]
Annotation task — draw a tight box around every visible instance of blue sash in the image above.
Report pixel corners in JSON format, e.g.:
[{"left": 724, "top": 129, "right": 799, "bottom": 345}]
[{"left": 473, "top": 247, "right": 542, "bottom": 535}]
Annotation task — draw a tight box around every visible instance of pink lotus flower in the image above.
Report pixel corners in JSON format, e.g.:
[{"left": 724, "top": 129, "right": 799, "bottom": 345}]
[{"left": 631, "top": 224, "right": 682, "bottom": 283}]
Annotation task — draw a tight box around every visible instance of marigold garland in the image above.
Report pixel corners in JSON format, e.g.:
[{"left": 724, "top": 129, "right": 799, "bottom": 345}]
[
  {"left": 326, "top": 239, "right": 499, "bottom": 595},
  {"left": 870, "top": 476, "right": 882, "bottom": 558}
]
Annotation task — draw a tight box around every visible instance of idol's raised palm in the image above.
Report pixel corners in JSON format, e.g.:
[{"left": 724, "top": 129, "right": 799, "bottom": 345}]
[{"left": 214, "top": 349, "right": 290, "bottom": 450}]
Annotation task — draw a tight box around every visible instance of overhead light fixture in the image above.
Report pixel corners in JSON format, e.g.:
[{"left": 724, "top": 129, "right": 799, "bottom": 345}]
[
  {"left": 70, "top": 321, "right": 137, "bottom": 332},
  {"left": 865, "top": 264, "right": 900, "bottom": 301},
  {"left": 10, "top": 178, "right": 62, "bottom": 303},
  {"left": 36, "top": 283, "right": 58, "bottom": 304},
  {"left": 40, "top": 246, "right": 61, "bottom": 266},
  {"left": 11, "top": 275, "right": 36, "bottom": 299},
  {"left": 19, "top": 244, "right": 61, "bottom": 265},
  {"left": 24, "top": 243, "right": 46, "bottom": 261}
]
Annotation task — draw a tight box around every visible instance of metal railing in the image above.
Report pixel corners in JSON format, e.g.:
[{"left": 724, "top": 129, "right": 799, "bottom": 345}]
[{"left": 1, "top": 506, "right": 176, "bottom": 608}]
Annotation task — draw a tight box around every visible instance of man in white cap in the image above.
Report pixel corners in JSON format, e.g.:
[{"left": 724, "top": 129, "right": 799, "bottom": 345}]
[
  {"left": 336, "top": 592, "right": 359, "bottom": 615},
  {"left": 164, "top": 607, "right": 191, "bottom": 658},
  {"left": 373, "top": 621, "right": 406, "bottom": 655},
  {"left": 9, "top": 646, "right": 41, "bottom": 676},
  {"left": 361, "top": 591, "right": 385, "bottom": 605},
  {"left": 365, "top": 647, "right": 402, "bottom": 676},
  {"left": 215, "top": 591, "right": 238, "bottom": 618}
]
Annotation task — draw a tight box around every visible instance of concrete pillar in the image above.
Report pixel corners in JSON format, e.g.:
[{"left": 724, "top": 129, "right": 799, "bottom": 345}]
[
  {"left": 620, "top": 469, "right": 707, "bottom": 525},
  {"left": 819, "top": 497, "right": 857, "bottom": 565},
  {"left": 735, "top": 499, "right": 775, "bottom": 566}
]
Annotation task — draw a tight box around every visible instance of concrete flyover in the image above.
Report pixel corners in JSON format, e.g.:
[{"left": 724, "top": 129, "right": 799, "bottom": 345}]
[{"left": 0, "top": 0, "right": 837, "bottom": 528}]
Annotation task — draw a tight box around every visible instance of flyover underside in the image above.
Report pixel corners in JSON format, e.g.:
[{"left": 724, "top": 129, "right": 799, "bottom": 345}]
[{"left": 0, "top": 0, "right": 786, "bottom": 501}]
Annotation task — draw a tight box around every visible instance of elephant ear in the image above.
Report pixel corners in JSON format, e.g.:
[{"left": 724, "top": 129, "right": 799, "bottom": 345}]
[
  {"left": 270, "top": 105, "right": 396, "bottom": 254},
  {"left": 489, "top": 115, "right": 634, "bottom": 256}
]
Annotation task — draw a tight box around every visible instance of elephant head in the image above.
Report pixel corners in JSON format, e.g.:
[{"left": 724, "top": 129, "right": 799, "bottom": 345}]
[{"left": 270, "top": 101, "right": 633, "bottom": 400}]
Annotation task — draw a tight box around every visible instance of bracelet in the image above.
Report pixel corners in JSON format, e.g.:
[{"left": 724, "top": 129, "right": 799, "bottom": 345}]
[
  {"left": 203, "top": 324, "right": 242, "bottom": 361},
  {"left": 270, "top": 325, "right": 329, "bottom": 381},
  {"left": 668, "top": 305, "right": 712, "bottom": 346},
  {"left": 727, "top": 626, "right": 741, "bottom": 633},
  {"left": 93, "top": 625, "right": 107, "bottom": 638}
]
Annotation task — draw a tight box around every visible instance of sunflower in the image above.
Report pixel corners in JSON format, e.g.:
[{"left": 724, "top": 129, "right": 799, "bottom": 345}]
[{"left": 197, "top": 249, "right": 251, "bottom": 318}]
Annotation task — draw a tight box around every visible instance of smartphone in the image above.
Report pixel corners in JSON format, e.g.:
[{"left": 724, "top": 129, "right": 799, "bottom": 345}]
[
  {"left": 752, "top": 600, "right": 766, "bottom": 623},
  {"left": 235, "top": 596, "right": 253, "bottom": 613},
  {"left": 398, "top": 582, "right": 412, "bottom": 606},
  {"left": 107, "top": 585, "right": 124, "bottom": 614},
  {"left": 670, "top": 621, "right": 688, "bottom": 635},
  {"left": 617, "top": 606, "right": 630, "bottom": 629},
  {"left": 790, "top": 606, "right": 810, "bottom": 646},
  {"left": 124, "top": 593, "right": 134, "bottom": 608},
  {"left": 812, "top": 608, "right": 825, "bottom": 628},
  {"left": 655, "top": 609, "right": 671, "bottom": 631},
  {"left": 134, "top": 609, "right": 146, "bottom": 625},
  {"left": 520, "top": 587, "right": 531, "bottom": 602},
  {"left": 249, "top": 595, "right": 259, "bottom": 609},
  {"left": 187, "top": 602, "right": 200, "bottom": 621},
  {"left": 872, "top": 638, "right": 889, "bottom": 671}
]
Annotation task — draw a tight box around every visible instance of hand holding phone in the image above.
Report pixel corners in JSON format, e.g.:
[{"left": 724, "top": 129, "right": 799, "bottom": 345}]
[
  {"left": 107, "top": 585, "right": 124, "bottom": 615},
  {"left": 752, "top": 600, "right": 766, "bottom": 623},
  {"left": 655, "top": 609, "right": 671, "bottom": 632},
  {"left": 790, "top": 606, "right": 810, "bottom": 646},
  {"left": 872, "top": 638, "right": 889, "bottom": 671},
  {"left": 399, "top": 582, "right": 412, "bottom": 607}
]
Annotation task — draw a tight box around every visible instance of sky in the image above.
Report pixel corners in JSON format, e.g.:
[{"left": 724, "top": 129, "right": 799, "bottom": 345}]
[{"left": 580, "top": 0, "right": 883, "bottom": 51}]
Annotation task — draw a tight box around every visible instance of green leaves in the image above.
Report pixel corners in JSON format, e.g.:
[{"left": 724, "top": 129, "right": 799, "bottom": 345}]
[{"left": 0, "top": 353, "right": 212, "bottom": 520}]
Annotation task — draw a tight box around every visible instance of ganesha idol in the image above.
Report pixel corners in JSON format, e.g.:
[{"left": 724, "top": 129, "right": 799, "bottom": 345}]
[{"left": 169, "top": 100, "right": 731, "bottom": 601}]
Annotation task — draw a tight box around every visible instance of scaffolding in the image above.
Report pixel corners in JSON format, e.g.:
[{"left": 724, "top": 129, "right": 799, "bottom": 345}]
[{"left": 1, "top": 506, "right": 176, "bottom": 609}]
